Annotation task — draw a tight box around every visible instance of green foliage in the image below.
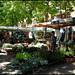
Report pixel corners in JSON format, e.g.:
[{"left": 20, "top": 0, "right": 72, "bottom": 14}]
[
  {"left": 15, "top": 52, "right": 25, "bottom": 62},
  {"left": 19, "top": 63, "right": 30, "bottom": 74},
  {"left": 35, "top": 30, "right": 43, "bottom": 39},
  {"left": 11, "top": 58, "right": 19, "bottom": 66},
  {"left": 25, "top": 56, "right": 39, "bottom": 68},
  {"left": 59, "top": 46, "right": 66, "bottom": 58},
  {"left": 24, "top": 47, "right": 39, "bottom": 52},
  {"left": 12, "top": 44, "right": 23, "bottom": 53},
  {"left": 69, "top": 44, "right": 75, "bottom": 49},
  {"left": 50, "top": 51, "right": 65, "bottom": 60},
  {"left": 59, "top": 46, "right": 74, "bottom": 57},
  {"left": 19, "top": 56, "right": 48, "bottom": 74},
  {"left": 24, "top": 52, "right": 31, "bottom": 57},
  {"left": 34, "top": 51, "right": 53, "bottom": 60},
  {"left": 67, "top": 47, "right": 74, "bottom": 57},
  {"left": 15, "top": 52, "right": 31, "bottom": 62},
  {"left": 0, "top": 1, "right": 75, "bottom": 26},
  {"left": 2, "top": 44, "right": 13, "bottom": 50},
  {"left": 33, "top": 46, "right": 74, "bottom": 61}
]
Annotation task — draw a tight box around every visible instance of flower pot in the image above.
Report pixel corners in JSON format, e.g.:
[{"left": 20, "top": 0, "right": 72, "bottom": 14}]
[{"left": 65, "top": 58, "right": 75, "bottom": 64}]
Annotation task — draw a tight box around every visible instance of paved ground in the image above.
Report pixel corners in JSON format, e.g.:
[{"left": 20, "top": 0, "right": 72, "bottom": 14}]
[
  {"left": 0, "top": 52, "right": 75, "bottom": 75},
  {"left": 0, "top": 53, "right": 22, "bottom": 74},
  {"left": 33, "top": 62, "right": 75, "bottom": 75}
]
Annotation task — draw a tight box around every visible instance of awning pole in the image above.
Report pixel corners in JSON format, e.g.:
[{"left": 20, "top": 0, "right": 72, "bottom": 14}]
[
  {"left": 65, "top": 0, "right": 68, "bottom": 51},
  {"left": 58, "top": 24, "right": 60, "bottom": 51},
  {"left": 44, "top": 27, "right": 47, "bottom": 39}
]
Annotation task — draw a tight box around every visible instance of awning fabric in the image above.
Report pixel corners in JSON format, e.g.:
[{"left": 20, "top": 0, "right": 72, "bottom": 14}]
[
  {"left": 34, "top": 17, "right": 75, "bottom": 29},
  {"left": 0, "top": 26, "right": 28, "bottom": 31}
]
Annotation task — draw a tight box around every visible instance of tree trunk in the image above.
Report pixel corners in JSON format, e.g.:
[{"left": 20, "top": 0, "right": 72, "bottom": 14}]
[{"left": 44, "top": 1, "right": 49, "bottom": 39}]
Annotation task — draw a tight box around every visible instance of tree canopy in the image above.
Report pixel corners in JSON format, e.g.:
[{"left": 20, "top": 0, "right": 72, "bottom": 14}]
[{"left": 0, "top": 1, "right": 75, "bottom": 26}]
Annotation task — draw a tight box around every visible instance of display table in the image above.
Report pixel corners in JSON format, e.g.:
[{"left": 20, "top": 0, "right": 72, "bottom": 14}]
[
  {"left": 5, "top": 48, "right": 12, "bottom": 50},
  {"left": 36, "top": 39, "right": 46, "bottom": 43},
  {"left": 16, "top": 43, "right": 29, "bottom": 45}
]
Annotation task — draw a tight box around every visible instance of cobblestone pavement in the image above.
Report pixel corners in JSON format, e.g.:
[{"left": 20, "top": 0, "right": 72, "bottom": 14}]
[{"left": 0, "top": 53, "right": 22, "bottom": 74}]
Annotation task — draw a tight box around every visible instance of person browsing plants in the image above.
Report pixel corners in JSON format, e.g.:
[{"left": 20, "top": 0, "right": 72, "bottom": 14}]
[{"left": 51, "top": 31, "right": 57, "bottom": 51}]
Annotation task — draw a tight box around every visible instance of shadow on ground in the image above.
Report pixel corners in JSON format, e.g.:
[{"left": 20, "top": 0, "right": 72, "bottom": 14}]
[
  {"left": 32, "top": 62, "right": 75, "bottom": 74},
  {"left": 0, "top": 53, "right": 22, "bottom": 74}
]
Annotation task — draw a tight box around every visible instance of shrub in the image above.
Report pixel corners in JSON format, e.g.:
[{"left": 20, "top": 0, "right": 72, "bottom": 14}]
[
  {"left": 34, "top": 51, "right": 53, "bottom": 60},
  {"left": 15, "top": 52, "right": 25, "bottom": 62},
  {"left": 15, "top": 52, "right": 31, "bottom": 62},
  {"left": 11, "top": 58, "right": 20, "bottom": 66},
  {"left": 34, "top": 50, "right": 65, "bottom": 61},
  {"left": 24, "top": 52, "right": 31, "bottom": 57},
  {"left": 35, "top": 30, "right": 43, "bottom": 39},
  {"left": 19, "top": 63, "right": 30, "bottom": 74},
  {"left": 12, "top": 44, "right": 23, "bottom": 53},
  {"left": 59, "top": 46, "right": 74, "bottom": 57},
  {"left": 50, "top": 51, "right": 65, "bottom": 60},
  {"left": 19, "top": 56, "right": 48, "bottom": 74}
]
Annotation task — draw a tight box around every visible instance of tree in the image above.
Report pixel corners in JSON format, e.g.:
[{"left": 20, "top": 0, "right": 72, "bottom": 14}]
[
  {"left": 0, "top": 1, "right": 75, "bottom": 26},
  {"left": 51, "top": 1, "right": 75, "bottom": 17},
  {"left": 0, "top": 1, "right": 4, "bottom": 25}
]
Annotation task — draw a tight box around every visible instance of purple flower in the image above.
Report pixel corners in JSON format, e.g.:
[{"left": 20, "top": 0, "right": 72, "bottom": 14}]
[{"left": 24, "top": 44, "right": 28, "bottom": 47}]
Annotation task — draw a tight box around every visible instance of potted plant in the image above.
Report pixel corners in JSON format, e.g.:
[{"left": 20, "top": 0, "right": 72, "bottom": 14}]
[{"left": 11, "top": 58, "right": 20, "bottom": 68}]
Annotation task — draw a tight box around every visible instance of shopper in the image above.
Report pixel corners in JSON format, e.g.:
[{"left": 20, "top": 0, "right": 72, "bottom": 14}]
[
  {"left": 29, "top": 31, "right": 33, "bottom": 39},
  {"left": 51, "top": 31, "right": 57, "bottom": 51},
  {"left": 0, "top": 32, "right": 4, "bottom": 46},
  {"left": 32, "top": 31, "right": 35, "bottom": 40},
  {"left": 28, "top": 31, "right": 33, "bottom": 43},
  {"left": 6, "top": 33, "right": 10, "bottom": 43}
]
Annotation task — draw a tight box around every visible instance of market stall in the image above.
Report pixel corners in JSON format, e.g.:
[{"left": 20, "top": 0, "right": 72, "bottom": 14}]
[
  {"left": 0, "top": 26, "right": 30, "bottom": 45},
  {"left": 28, "top": 17, "right": 75, "bottom": 50}
]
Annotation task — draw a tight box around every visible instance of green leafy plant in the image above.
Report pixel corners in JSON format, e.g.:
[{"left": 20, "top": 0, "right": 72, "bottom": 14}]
[
  {"left": 12, "top": 44, "right": 23, "bottom": 54},
  {"left": 18, "top": 55, "right": 48, "bottom": 74},
  {"left": 11, "top": 58, "right": 19, "bottom": 66},
  {"left": 35, "top": 30, "right": 43, "bottom": 39},
  {"left": 36, "top": 59, "right": 48, "bottom": 66},
  {"left": 25, "top": 56, "right": 38, "bottom": 68},
  {"left": 15, "top": 52, "right": 25, "bottom": 62},
  {"left": 24, "top": 47, "right": 39, "bottom": 52},
  {"left": 34, "top": 50, "right": 66, "bottom": 61},
  {"left": 66, "top": 47, "right": 74, "bottom": 57},
  {"left": 19, "top": 63, "right": 30, "bottom": 74},
  {"left": 59, "top": 46, "right": 74, "bottom": 58},
  {"left": 24, "top": 52, "right": 31, "bottom": 57},
  {"left": 15, "top": 52, "right": 31, "bottom": 62}
]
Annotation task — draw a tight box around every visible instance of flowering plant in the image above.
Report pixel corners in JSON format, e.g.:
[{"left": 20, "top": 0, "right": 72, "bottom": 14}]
[
  {"left": 28, "top": 42, "right": 47, "bottom": 48},
  {"left": 12, "top": 44, "right": 23, "bottom": 53},
  {"left": 23, "top": 43, "right": 29, "bottom": 48},
  {"left": 2, "top": 43, "right": 13, "bottom": 50}
]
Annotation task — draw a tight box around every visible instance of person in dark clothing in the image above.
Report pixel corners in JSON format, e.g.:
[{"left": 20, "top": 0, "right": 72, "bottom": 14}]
[
  {"left": 72, "top": 31, "right": 75, "bottom": 45},
  {"left": 51, "top": 31, "right": 57, "bottom": 51},
  {"left": 60, "top": 29, "right": 65, "bottom": 42},
  {"left": 32, "top": 31, "right": 35, "bottom": 40},
  {"left": 0, "top": 32, "right": 4, "bottom": 46}
]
